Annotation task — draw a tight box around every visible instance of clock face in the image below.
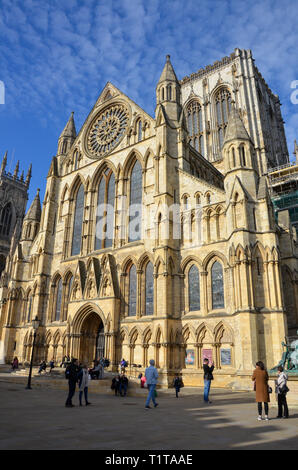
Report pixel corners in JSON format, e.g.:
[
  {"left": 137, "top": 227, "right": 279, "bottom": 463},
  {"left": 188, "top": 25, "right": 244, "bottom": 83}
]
[{"left": 86, "top": 103, "right": 129, "bottom": 159}]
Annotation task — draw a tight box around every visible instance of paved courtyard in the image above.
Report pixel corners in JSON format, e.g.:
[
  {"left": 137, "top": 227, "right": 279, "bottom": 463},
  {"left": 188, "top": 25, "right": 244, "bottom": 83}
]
[{"left": 0, "top": 378, "right": 297, "bottom": 450}]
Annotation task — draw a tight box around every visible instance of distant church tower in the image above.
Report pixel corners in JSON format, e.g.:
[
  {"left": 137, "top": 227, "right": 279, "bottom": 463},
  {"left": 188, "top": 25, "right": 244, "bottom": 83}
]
[{"left": 0, "top": 151, "right": 31, "bottom": 275}]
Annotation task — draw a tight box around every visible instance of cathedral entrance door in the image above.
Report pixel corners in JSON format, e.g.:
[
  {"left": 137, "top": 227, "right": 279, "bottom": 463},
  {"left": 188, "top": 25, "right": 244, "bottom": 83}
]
[{"left": 79, "top": 312, "right": 104, "bottom": 365}]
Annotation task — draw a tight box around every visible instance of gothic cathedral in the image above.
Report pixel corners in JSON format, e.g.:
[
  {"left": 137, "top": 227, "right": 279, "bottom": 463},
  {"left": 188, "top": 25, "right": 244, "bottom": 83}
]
[{"left": 1, "top": 49, "right": 297, "bottom": 389}]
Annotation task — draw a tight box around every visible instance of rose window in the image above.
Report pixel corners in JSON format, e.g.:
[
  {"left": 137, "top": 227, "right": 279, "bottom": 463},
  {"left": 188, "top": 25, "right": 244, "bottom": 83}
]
[{"left": 87, "top": 104, "right": 129, "bottom": 158}]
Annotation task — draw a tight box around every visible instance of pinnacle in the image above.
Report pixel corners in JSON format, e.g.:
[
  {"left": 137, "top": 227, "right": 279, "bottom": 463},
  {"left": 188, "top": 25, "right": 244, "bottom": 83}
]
[
  {"left": 157, "top": 54, "right": 179, "bottom": 85},
  {"left": 59, "top": 111, "right": 76, "bottom": 140},
  {"left": 223, "top": 103, "right": 251, "bottom": 145}
]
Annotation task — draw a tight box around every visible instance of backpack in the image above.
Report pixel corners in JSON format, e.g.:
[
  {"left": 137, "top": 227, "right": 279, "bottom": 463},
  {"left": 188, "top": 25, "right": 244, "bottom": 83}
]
[{"left": 65, "top": 366, "right": 70, "bottom": 379}]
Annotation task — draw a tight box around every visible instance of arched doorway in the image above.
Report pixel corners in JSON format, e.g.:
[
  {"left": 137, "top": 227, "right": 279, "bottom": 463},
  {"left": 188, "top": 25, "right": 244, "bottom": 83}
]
[{"left": 79, "top": 312, "right": 105, "bottom": 365}]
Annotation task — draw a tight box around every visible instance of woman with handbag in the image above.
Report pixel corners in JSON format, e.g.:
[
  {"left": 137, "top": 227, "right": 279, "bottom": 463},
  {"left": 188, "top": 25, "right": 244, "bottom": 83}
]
[
  {"left": 252, "top": 361, "right": 270, "bottom": 421},
  {"left": 275, "top": 366, "right": 289, "bottom": 419}
]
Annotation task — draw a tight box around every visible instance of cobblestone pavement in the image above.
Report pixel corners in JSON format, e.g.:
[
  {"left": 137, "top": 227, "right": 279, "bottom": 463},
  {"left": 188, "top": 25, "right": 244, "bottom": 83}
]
[{"left": 0, "top": 379, "right": 297, "bottom": 450}]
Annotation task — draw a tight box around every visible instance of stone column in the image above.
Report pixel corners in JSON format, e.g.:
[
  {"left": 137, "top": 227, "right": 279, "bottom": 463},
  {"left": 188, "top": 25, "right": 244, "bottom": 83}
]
[{"left": 201, "top": 271, "right": 208, "bottom": 314}]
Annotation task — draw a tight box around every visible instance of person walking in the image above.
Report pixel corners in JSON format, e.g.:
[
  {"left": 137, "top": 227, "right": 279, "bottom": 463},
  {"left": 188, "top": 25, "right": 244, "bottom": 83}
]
[
  {"left": 173, "top": 374, "right": 183, "bottom": 398},
  {"left": 111, "top": 375, "right": 121, "bottom": 396},
  {"left": 38, "top": 360, "right": 47, "bottom": 375},
  {"left": 49, "top": 359, "right": 55, "bottom": 374},
  {"left": 65, "top": 358, "right": 79, "bottom": 408},
  {"left": 145, "top": 359, "right": 159, "bottom": 409},
  {"left": 252, "top": 361, "right": 270, "bottom": 421},
  {"left": 275, "top": 366, "right": 289, "bottom": 419},
  {"left": 119, "top": 371, "right": 128, "bottom": 397},
  {"left": 11, "top": 357, "right": 19, "bottom": 371},
  {"left": 78, "top": 363, "right": 91, "bottom": 406},
  {"left": 203, "top": 358, "right": 214, "bottom": 404}
]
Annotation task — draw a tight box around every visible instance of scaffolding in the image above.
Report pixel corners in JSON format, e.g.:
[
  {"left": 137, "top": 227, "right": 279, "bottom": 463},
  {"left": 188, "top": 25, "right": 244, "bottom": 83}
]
[{"left": 268, "top": 162, "right": 298, "bottom": 232}]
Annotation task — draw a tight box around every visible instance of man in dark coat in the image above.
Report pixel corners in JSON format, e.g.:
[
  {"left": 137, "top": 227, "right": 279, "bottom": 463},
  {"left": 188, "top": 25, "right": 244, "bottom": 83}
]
[
  {"left": 65, "top": 358, "right": 79, "bottom": 407},
  {"left": 203, "top": 358, "right": 214, "bottom": 404}
]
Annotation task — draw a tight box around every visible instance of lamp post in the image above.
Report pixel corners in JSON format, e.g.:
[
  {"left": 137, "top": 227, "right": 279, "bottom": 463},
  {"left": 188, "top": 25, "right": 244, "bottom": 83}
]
[{"left": 25, "top": 316, "right": 40, "bottom": 390}]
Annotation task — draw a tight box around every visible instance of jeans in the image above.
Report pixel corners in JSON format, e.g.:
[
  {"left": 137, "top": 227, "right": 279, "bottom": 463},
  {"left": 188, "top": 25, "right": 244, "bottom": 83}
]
[
  {"left": 175, "top": 387, "right": 180, "bottom": 398},
  {"left": 258, "top": 402, "right": 269, "bottom": 415},
  {"left": 119, "top": 383, "right": 127, "bottom": 396},
  {"left": 204, "top": 379, "right": 211, "bottom": 402},
  {"left": 65, "top": 380, "right": 76, "bottom": 406},
  {"left": 145, "top": 384, "right": 157, "bottom": 407},
  {"left": 277, "top": 394, "right": 289, "bottom": 417},
  {"left": 79, "top": 387, "right": 88, "bottom": 405}
]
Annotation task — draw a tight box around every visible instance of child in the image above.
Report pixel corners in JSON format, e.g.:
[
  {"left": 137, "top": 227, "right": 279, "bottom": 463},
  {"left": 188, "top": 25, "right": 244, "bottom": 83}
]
[
  {"left": 173, "top": 374, "right": 183, "bottom": 398},
  {"left": 140, "top": 374, "right": 147, "bottom": 389}
]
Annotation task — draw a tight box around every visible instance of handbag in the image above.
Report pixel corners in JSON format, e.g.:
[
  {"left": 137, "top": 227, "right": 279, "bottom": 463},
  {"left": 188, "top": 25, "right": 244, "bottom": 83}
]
[
  {"left": 268, "top": 385, "right": 273, "bottom": 394},
  {"left": 280, "top": 384, "right": 289, "bottom": 394}
]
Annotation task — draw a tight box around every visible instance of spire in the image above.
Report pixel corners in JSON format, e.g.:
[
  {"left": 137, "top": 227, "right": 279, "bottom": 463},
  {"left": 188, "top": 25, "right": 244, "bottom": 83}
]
[
  {"left": 0, "top": 151, "right": 7, "bottom": 175},
  {"left": 13, "top": 160, "right": 19, "bottom": 179},
  {"left": 24, "top": 188, "right": 41, "bottom": 222},
  {"left": 59, "top": 111, "right": 76, "bottom": 140},
  {"left": 25, "top": 163, "right": 32, "bottom": 186},
  {"left": 223, "top": 103, "right": 251, "bottom": 145},
  {"left": 58, "top": 112, "right": 77, "bottom": 155},
  {"left": 156, "top": 55, "right": 181, "bottom": 124},
  {"left": 157, "top": 55, "right": 179, "bottom": 85}
]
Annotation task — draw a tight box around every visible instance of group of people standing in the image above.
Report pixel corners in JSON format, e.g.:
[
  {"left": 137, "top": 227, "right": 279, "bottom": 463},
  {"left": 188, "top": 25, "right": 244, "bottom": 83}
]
[
  {"left": 64, "top": 355, "right": 290, "bottom": 418},
  {"left": 252, "top": 361, "right": 289, "bottom": 420},
  {"left": 111, "top": 371, "right": 129, "bottom": 396},
  {"left": 65, "top": 359, "right": 91, "bottom": 407}
]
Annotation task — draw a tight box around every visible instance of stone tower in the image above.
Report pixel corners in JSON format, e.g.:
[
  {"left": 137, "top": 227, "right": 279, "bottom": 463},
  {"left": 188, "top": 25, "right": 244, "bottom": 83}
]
[{"left": 0, "top": 151, "right": 31, "bottom": 276}]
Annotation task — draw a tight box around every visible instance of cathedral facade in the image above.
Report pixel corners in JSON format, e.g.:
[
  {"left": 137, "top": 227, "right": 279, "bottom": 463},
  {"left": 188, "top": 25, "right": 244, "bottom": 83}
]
[{"left": 0, "top": 48, "right": 297, "bottom": 389}]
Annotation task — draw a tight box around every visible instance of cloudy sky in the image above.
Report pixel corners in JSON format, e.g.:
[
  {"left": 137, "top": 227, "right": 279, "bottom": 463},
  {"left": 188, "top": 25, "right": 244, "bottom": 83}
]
[{"left": 0, "top": 0, "right": 297, "bottom": 207}]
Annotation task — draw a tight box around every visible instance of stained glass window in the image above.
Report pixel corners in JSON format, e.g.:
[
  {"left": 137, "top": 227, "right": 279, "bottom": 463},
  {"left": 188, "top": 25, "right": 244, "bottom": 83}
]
[
  {"left": 0, "top": 203, "right": 12, "bottom": 236},
  {"left": 68, "top": 276, "right": 73, "bottom": 300},
  {"left": 71, "top": 184, "right": 84, "bottom": 256},
  {"left": 138, "top": 120, "right": 142, "bottom": 142},
  {"left": 215, "top": 88, "right": 231, "bottom": 150},
  {"left": 188, "top": 265, "right": 200, "bottom": 311},
  {"left": 105, "top": 173, "right": 115, "bottom": 248},
  {"left": 129, "top": 161, "right": 142, "bottom": 242},
  {"left": 145, "top": 262, "right": 154, "bottom": 315},
  {"left": 55, "top": 278, "right": 63, "bottom": 321},
  {"left": 128, "top": 265, "right": 137, "bottom": 316},
  {"left": 211, "top": 261, "right": 224, "bottom": 309},
  {"left": 186, "top": 101, "right": 205, "bottom": 156},
  {"left": 95, "top": 170, "right": 115, "bottom": 250}
]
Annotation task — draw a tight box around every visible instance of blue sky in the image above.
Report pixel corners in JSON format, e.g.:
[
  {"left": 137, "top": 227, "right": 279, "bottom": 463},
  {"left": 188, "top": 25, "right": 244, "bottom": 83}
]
[{"left": 0, "top": 0, "right": 297, "bottom": 208}]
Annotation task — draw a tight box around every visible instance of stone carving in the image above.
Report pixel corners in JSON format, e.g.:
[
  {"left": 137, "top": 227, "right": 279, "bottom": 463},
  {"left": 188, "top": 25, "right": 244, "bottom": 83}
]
[{"left": 86, "top": 104, "right": 129, "bottom": 159}]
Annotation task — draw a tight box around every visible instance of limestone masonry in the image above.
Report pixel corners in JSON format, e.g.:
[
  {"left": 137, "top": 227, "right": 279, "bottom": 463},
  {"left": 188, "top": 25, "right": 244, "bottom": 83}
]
[{"left": 0, "top": 48, "right": 297, "bottom": 389}]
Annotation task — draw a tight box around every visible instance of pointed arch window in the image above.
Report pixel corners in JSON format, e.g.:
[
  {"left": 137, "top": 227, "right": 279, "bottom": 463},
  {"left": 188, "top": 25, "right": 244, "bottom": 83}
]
[
  {"left": 27, "top": 294, "right": 33, "bottom": 323},
  {"left": 240, "top": 146, "right": 246, "bottom": 166},
  {"left": 0, "top": 203, "right": 13, "bottom": 237},
  {"left": 54, "top": 278, "right": 63, "bottom": 321},
  {"left": 128, "top": 160, "right": 142, "bottom": 242},
  {"left": 74, "top": 151, "right": 79, "bottom": 170},
  {"left": 68, "top": 276, "right": 73, "bottom": 300},
  {"left": 186, "top": 100, "right": 205, "bottom": 156},
  {"left": 95, "top": 169, "right": 115, "bottom": 250},
  {"left": 215, "top": 88, "right": 231, "bottom": 149},
  {"left": 188, "top": 264, "right": 200, "bottom": 311},
  {"left": 71, "top": 184, "right": 84, "bottom": 256},
  {"left": 128, "top": 265, "right": 137, "bottom": 316},
  {"left": 137, "top": 120, "right": 142, "bottom": 142},
  {"left": 145, "top": 262, "right": 154, "bottom": 315},
  {"left": 211, "top": 261, "right": 224, "bottom": 309}
]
